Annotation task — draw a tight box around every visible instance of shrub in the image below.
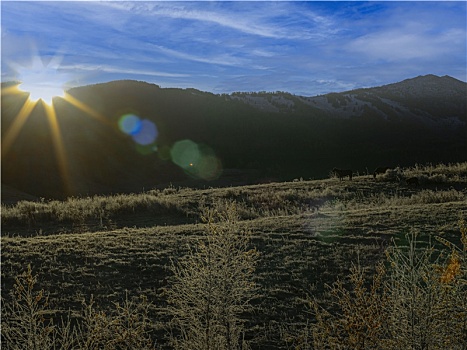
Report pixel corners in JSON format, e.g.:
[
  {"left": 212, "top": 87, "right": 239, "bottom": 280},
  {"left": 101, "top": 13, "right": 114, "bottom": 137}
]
[
  {"left": 165, "top": 201, "right": 258, "bottom": 350},
  {"left": 383, "top": 230, "right": 466, "bottom": 349},
  {"left": 1, "top": 265, "right": 56, "bottom": 350},
  {"left": 381, "top": 168, "right": 402, "bottom": 182},
  {"left": 302, "top": 218, "right": 467, "bottom": 350},
  {"left": 76, "top": 294, "right": 155, "bottom": 350},
  {"left": 1, "top": 265, "right": 156, "bottom": 350},
  {"left": 310, "top": 261, "right": 389, "bottom": 349}
]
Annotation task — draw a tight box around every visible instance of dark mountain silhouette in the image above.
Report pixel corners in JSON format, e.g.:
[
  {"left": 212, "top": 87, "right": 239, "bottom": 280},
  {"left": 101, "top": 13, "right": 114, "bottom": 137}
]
[{"left": 1, "top": 74, "right": 466, "bottom": 200}]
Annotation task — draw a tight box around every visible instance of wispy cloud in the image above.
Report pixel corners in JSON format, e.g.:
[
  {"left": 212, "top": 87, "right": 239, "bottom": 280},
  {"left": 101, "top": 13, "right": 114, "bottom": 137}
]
[
  {"left": 60, "top": 63, "right": 190, "bottom": 78},
  {"left": 345, "top": 4, "right": 466, "bottom": 63},
  {"left": 148, "top": 44, "right": 269, "bottom": 70},
  {"left": 1, "top": 1, "right": 465, "bottom": 95},
  {"left": 102, "top": 1, "right": 337, "bottom": 40}
]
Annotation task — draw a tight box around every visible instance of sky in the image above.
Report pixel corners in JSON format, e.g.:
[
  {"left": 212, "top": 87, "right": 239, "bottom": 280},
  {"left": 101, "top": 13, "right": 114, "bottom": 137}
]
[{"left": 1, "top": 1, "right": 466, "bottom": 97}]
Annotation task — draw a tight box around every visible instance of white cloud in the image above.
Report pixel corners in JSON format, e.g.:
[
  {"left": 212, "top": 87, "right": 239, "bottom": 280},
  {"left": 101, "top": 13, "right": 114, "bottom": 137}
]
[{"left": 347, "top": 27, "right": 465, "bottom": 62}]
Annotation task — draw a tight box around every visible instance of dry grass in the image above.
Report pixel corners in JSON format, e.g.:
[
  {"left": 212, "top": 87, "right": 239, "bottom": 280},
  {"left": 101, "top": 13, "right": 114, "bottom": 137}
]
[{"left": 1, "top": 162, "right": 466, "bottom": 348}]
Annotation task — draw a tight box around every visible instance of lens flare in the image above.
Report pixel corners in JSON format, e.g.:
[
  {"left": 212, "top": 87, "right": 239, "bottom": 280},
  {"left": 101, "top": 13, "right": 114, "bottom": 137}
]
[
  {"left": 170, "top": 139, "right": 222, "bottom": 180},
  {"left": 118, "top": 114, "right": 158, "bottom": 148},
  {"left": 197, "top": 154, "right": 222, "bottom": 180},
  {"left": 135, "top": 143, "right": 158, "bottom": 155},
  {"left": 118, "top": 114, "right": 142, "bottom": 135},
  {"left": 170, "top": 139, "right": 201, "bottom": 169},
  {"left": 133, "top": 119, "right": 157, "bottom": 145}
]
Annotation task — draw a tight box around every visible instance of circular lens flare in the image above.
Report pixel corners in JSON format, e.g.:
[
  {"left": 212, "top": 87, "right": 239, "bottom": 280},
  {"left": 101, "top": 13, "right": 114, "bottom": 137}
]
[
  {"left": 118, "top": 114, "right": 158, "bottom": 147},
  {"left": 170, "top": 139, "right": 222, "bottom": 180},
  {"left": 170, "top": 139, "right": 201, "bottom": 169},
  {"left": 118, "top": 114, "right": 142, "bottom": 135},
  {"left": 133, "top": 119, "right": 157, "bottom": 145}
]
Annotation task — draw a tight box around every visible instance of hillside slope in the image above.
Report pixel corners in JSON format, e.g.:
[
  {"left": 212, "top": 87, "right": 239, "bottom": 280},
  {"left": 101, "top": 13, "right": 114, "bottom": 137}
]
[
  {"left": 1, "top": 75, "right": 466, "bottom": 199},
  {"left": 2, "top": 163, "right": 466, "bottom": 348}
]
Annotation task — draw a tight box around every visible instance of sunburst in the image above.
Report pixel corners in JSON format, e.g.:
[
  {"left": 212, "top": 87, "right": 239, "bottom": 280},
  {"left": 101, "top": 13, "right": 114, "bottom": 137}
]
[
  {"left": 16, "top": 55, "right": 67, "bottom": 105},
  {"left": 2, "top": 54, "right": 109, "bottom": 197}
]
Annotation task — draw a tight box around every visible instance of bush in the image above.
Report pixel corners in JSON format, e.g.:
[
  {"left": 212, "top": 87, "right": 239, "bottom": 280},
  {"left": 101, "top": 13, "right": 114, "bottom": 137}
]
[
  {"left": 310, "top": 261, "right": 389, "bottom": 349},
  {"left": 1, "top": 265, "right": 156, "bottom": 350},
  {"left": 165, "top": 201, "right": 258, "bottom": 350},
  {"left": 1, "top": 265, "right": 56, "bottom": 350},
  {"left": 302, "top": 218, "right": 467, "bottom": 349}
]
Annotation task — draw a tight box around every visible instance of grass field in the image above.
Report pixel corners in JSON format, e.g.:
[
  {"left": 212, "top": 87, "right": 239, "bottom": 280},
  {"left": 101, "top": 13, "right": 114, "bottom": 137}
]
[{"left": 2, "top": 162, "right": 466, "bottom": 348}]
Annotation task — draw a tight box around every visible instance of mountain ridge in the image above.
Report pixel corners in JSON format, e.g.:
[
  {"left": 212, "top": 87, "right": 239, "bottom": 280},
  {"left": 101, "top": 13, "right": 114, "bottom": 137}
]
[
  {"left": 228, "top": 74, "right": 466, "bottom": 124},
  {"left": 1, "top": 74, "right": 466, "bottom": 200},
  {"left": 25, "top": 74, "right": 467, "bottom": 124}
]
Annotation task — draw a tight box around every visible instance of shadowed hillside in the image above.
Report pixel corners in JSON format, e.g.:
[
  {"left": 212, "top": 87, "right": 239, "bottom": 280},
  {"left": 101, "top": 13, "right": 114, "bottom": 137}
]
[{"left": 2, "top": 75, "right": 466, "bottom": 199}]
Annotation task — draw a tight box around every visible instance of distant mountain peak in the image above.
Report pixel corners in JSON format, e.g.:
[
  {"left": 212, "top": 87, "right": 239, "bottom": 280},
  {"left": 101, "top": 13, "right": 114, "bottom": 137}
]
[{"left": 352, "top": 74, "right": 463, "bottom": 93}]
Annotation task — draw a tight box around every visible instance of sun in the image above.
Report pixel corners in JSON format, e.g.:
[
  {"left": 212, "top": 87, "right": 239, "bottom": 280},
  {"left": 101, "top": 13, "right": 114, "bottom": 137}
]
[
  {"left": 17, "top": 55, "right": 67, "bottom": 105},
  {"left": 20, "top": 80, "right": 65, "bottom": 106}
]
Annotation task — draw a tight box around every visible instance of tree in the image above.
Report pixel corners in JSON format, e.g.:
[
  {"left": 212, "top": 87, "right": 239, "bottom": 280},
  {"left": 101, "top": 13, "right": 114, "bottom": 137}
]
[{"left": 166, "top": 201, "right": 258, "bottom": 350}]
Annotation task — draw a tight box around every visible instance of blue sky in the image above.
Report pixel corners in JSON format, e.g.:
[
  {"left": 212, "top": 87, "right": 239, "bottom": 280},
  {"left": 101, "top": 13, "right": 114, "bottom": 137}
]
[{"left": 2, "top": 1, "right": 466, "bottom": 96}]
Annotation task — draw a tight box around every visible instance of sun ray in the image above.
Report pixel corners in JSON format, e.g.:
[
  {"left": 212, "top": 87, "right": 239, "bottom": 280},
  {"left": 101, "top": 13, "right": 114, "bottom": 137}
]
[
  {"left": 42, "top": 101, "right": 73, "bottom": 196},
  {"left": 62, "top": 92, "right": 112, "bottom": 126},
  {"left": 1, "top": 99, "right": 37, "bottom": 156},
  {"left": 1, "top": 90, "right": 110, "bottom": 197},
  {"left": 1, "top": 84, "right": 22, "bottom": 96},
  {"left": 2, "top": 82, "right": 115, "bottom": 198}
]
